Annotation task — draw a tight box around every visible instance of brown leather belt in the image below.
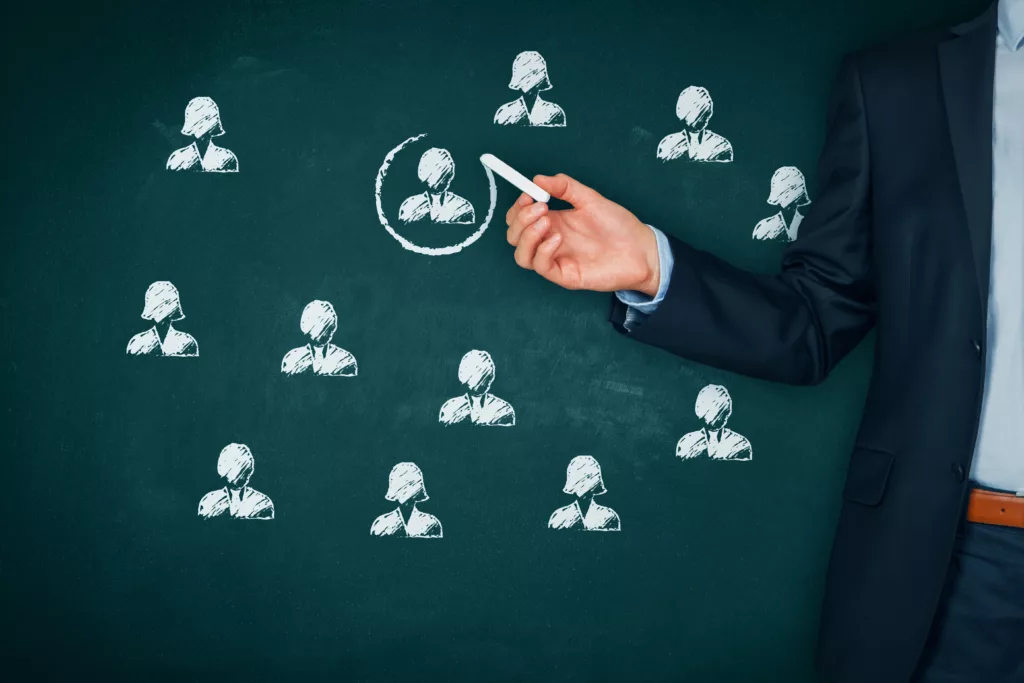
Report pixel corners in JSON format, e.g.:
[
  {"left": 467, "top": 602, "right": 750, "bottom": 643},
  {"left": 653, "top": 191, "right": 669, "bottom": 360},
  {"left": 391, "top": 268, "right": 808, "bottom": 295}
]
[{"left": 966, "top": 488, "right": 1024, "bottom": 528}]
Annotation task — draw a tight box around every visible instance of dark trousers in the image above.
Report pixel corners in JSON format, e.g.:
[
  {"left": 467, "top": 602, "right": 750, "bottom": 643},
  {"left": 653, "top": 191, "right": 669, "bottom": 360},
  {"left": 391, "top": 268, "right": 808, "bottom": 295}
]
[{"left": 912, "top": 520, "right": 1024, "bottom": 682}]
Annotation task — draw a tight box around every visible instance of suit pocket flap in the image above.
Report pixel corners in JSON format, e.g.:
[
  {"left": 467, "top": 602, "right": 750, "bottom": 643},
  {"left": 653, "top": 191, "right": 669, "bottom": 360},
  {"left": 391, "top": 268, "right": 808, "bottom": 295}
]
[{"left": 843, "top": 447, "right": 896, "bottom": 507}]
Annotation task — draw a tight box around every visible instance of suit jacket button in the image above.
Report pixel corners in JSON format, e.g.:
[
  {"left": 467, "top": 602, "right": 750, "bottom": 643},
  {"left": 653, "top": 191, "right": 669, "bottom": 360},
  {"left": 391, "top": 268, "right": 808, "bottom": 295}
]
[
  {"left": 951, "top": 462, "right": 966, "bottom": 483},
  {"left": 972, "top": 339, "right": 982, "bottom": 357}
]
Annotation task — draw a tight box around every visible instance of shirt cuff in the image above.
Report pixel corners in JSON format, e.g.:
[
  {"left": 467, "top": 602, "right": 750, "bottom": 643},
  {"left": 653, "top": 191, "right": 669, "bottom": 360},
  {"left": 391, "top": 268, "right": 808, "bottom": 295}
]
[{"left": 615, "top": 226, "right": 674, "bottom": 328}]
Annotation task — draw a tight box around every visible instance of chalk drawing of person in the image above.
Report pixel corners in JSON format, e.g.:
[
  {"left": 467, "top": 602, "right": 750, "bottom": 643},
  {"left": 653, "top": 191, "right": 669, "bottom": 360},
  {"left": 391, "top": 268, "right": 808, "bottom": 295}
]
[
  {"left": 166, "top": 97, "right": 239, "bottom": 172},
  {"left": 281, "top": 300, "right": 358, "bottom": 377},
  {"left": 370, "top": 462, "right": 443, "bottom": 538},
  {"left": 198, "top": 443, "right": 275, "bottom": 520},
  {"left": 548, "top": 455, "right": 621, "bottom": 531},
  {"left": 439, "top": 350, "right": 515, "bottom": 426},
  {"left": 126, "top": 281, "right": 199, "bottom": 357},
  {"left": 676, "top": 385, "right": 753, "bottom": 461},
  {"left": 656, "top": 86, "right": 733, "bottom": 163},
  {"left": 494, "top": 51, "right": 567, "bottom": 127}
]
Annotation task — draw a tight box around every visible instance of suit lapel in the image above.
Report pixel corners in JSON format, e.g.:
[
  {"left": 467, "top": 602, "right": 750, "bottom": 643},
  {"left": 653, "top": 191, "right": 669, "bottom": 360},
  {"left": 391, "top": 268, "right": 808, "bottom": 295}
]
[{"left": 938, "top": 4, "right": 997, "bottom": 309}]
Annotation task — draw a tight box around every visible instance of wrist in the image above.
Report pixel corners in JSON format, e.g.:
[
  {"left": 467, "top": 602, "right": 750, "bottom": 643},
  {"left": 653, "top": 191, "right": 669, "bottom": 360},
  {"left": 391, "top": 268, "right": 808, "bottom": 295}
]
[{"left": 635, "top": 224, "right": 661, "bottom": 297}]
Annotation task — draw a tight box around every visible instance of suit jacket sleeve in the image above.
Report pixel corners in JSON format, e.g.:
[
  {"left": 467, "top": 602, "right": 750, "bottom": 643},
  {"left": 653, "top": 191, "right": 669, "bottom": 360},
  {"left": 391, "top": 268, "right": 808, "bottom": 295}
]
[{"left": 610, "top": 57, "right": 876, "bottom": 386}]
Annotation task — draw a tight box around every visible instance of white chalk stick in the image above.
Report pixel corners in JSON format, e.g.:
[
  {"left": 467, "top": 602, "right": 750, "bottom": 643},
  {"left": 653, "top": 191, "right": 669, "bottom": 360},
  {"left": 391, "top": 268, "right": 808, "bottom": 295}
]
[{"left": 479, "top": 153, "right": 551, "bottom": 203}]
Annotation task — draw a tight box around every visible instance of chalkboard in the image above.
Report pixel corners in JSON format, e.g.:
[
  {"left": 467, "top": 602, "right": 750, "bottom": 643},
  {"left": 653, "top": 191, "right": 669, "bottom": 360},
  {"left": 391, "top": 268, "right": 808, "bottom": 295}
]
[{"left": 1, "top": 0, "right": 987, "bottom": 680}]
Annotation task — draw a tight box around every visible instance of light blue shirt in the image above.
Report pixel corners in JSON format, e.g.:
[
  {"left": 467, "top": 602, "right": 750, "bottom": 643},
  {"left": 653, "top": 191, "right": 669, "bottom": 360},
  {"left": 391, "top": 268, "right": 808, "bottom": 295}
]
[{"left": 617, "top": 0, "right": 1024, "bottom": 492}]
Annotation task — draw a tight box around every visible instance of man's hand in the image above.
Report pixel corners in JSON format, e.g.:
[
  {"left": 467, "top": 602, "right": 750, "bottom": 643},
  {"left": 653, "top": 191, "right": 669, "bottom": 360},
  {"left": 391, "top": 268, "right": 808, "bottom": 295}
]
[{"left": 505, "top": 174, "right": 660, "bottom": 296}]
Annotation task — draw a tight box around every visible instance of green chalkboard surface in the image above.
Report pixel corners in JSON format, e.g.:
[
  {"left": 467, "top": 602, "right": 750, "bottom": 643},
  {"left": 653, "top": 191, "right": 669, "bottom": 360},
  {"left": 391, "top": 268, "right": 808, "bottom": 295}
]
[{"left": 1, "top": 0, "right": 987, "bottom": 680}]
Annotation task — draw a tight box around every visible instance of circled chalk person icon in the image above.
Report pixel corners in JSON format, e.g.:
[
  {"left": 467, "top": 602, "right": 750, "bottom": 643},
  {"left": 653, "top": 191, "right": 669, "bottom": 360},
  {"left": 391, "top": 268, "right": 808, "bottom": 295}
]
[
  {"left": 494, "top": 51, "right": 567, "bottom": 127},
  {"left": 398, "top": 147, "right": 476, "bottom": 224},
  {"left": 752, "top": 167, "right": 812, "bottom": 242},
  {"left": 281, "top": 300, "right": 357, "bottom": 377},
  {"left": 548, "top": 456, "right": 621, "bottom": 531},
  {"left": 126, "top": 281, "right": 199, "bottom": 357},
  {"left": 370, "top": 462, "right": 442, "bottom": 538},
  {"left": 166, "top": 97, "right": 239, "bottom": 173},
  {"left": 375, "top": 133, "right": 498, "bottom": 256},
  {"left": 198, "top": 443, "right": 275, "bottom": 520},
  {"left": 676, "top": 385, "right": 752, "bottom": 461},
  {"left": 439, "top": 350, "right": 516, "bottom": 426},
  {"left": 656, "top": 86, "right": 733, "bottom": 162}
]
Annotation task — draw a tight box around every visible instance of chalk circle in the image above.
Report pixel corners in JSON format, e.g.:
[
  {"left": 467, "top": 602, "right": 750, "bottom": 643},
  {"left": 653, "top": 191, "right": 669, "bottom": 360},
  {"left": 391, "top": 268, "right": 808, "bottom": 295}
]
[{"left": 375, "top": 134, "right": 498, "bottom": 256}]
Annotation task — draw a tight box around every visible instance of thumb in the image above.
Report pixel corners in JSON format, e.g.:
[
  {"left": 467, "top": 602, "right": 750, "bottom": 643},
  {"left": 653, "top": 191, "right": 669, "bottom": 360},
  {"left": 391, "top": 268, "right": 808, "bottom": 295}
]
[{"left": 533, "top": 173, "right": 600, "bottom": 207}]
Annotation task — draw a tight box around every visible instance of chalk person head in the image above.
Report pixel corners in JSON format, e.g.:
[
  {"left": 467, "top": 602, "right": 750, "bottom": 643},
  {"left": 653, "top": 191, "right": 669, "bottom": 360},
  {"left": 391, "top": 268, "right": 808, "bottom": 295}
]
[
  {"left": 301, "top": 300, "right": 338, "bottom": 348},
  {"left": 695, "top": 384, "right": 733, "bottom": 433},
  {"left": 676, "top": 86, "right": 714, "bottom": 134},
  {"left": 182, "top": 96, "right": 225, "bottom": 140},
  {"left": 126, "top": 281, "right": 198, "bottom": 357},
  {"left": 143, "top": 280, "right": 185, "bottom": 327},
  {"left": 386, "top": 461, "right": 430, "bottom": 509},
  {"left": 459, "top": 349, "right": 496, "bottom": 397},
  {"left": 768, "top": 166, "right": 810, "bottom": 209},
  {"left": 418, "top": 147, "right": 456, "bottom": 197},
  {"left": 563, "top": 455, "right": 607, "bottom": 502},
  {"left": 167, "top": 96, "right": 239, "bottom": 172},
  {"left": 509, "top": 50, "right": 553, "bottom": 100},
  {"left": 218, "top": 442, "right": 256, "bottom": 491}
]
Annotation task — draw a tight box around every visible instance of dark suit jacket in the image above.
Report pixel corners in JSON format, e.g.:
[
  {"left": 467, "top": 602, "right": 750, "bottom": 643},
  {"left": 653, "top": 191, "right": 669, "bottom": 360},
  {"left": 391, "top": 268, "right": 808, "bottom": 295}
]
[{"left": 610, "top": 7, "right": 999, "bottom": 683}]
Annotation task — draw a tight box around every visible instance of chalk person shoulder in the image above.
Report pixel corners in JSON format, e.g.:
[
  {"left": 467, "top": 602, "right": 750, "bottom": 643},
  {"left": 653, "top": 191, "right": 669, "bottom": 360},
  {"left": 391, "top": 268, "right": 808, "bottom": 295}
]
[{"left": 126, "top": 281, "right": 199, "bottom": 357}]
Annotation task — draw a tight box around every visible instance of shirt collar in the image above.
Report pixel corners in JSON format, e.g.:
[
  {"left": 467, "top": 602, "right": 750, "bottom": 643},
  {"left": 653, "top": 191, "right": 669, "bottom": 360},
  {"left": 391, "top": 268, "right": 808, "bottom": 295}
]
[
  {"left": 1000, "top": 0, "right": 1024, "bottom": 50},
  {"left": 188, "top": 140, "right": 221, "bottom": 161},
  {"left": 518, "top": 93, "right": 547, "bottom": 114},
  {"left": 152, "top": 323, "right": 176, "bottom": 352},
  {"left": 395, "top": 505, "right": 421, "bottom": 532}
]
